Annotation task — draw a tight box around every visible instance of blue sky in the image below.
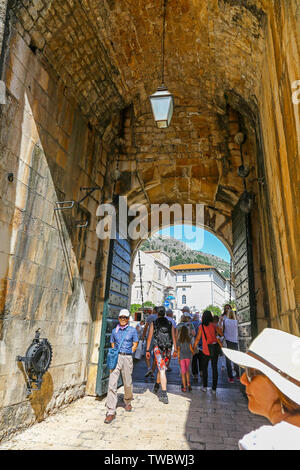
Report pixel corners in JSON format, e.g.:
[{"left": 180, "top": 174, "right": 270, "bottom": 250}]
[{"left": 158, "top": 225, "right": 231, "bottom": 262}]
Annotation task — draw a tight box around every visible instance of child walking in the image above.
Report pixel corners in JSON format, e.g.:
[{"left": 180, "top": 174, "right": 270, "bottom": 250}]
[{"left": 177, "top": 326, "right": 193, "bottom": 392}]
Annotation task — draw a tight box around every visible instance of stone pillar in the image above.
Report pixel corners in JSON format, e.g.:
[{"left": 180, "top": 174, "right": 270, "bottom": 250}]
[
  {"left": 0, "top": 0, "right": 8, "bottom": 54},
  {"left": 0, "top": 0, "right": 8, "bottom": 103}
]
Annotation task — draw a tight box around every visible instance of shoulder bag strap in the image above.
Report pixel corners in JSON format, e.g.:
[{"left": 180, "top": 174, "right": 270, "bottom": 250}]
[
  {"left": 116, "top": 327, "right": 131, "bottom": 352},
  {"left": 202, "top": 324, "right": 208, "bottom": 342}
]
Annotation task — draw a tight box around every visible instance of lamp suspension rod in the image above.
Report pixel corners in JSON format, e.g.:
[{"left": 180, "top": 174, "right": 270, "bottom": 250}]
[{"left": 161, "top": 0, "right": 168, "bottom": 86}]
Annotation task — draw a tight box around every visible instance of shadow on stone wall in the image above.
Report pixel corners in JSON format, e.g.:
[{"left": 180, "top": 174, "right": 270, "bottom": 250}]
[{"left": 29, "top": 372, "right": 54, "bottom": 422}]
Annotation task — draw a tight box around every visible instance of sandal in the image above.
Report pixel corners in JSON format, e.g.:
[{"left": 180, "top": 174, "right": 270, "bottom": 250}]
[
  {"left": 181, "top": 385, "right": 187, "bottom": 392},
  {"left": 187, "top": 384, "right": 192, "bottom": 391}
]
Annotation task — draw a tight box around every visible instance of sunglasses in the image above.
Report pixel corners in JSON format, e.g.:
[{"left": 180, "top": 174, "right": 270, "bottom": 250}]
[
  {"left": 119, "top": 316, "right": 129, "bottom": 320},
  {"left": 245, "top": 367, "right": 264, "bottom": 382}
]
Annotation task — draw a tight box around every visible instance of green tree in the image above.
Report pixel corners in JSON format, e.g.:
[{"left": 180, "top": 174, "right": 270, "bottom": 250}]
[
  {"left": 130, "top": 304, "right": 142, "bottom": 314},
  {"left": 143, "top": 301, "right": 155, "bottom": 308},
  {"left": 204, "top": 305, "right": 222, "bottom": 316}
]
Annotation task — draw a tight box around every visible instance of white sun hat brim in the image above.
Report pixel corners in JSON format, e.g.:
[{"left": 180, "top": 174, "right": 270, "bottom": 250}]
[{"left": 222, "top": 346, "right": 300, "bottom": 406}]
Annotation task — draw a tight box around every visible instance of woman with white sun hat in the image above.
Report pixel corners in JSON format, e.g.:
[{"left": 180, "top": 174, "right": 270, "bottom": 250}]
[{"left": 222, "top": 328, "right": 300, "bottom": 450}]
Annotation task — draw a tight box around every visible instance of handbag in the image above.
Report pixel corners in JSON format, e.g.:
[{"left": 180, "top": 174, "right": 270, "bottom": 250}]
[
  {"left": 107, "top": 329, "right": 130, "bottom": 371},
  {"left": 134, "top": 340, "right": 143, "bottom": 360},
  {"left": 202, "top": 325, "right": 222, "bottom": 357}
]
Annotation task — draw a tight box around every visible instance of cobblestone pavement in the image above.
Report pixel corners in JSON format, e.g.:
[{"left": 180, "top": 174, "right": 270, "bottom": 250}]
[{"left": 0, "top": 384, "right": 268, "bottom": 450}]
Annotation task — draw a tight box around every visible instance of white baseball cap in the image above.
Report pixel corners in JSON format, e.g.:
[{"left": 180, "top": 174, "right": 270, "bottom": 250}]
[
  {"left": 223, "top": 328, "right": 300, "bottom": 405},
  {"left": 119, "top": 309, "right": 130, "bottom": 318}
]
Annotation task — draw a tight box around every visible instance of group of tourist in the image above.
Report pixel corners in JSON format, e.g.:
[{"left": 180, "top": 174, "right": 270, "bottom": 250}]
[
  {"left": 104, "top": 303, "right": 241, "bottom": 420},
  {"left": 140, "top": 303, "right": 240, "bottom": 393},
  {"left": 103, "top": 305, "right": 300, "bottom": 450}
]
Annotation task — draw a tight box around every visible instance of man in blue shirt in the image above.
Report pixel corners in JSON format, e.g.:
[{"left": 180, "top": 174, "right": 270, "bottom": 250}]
[{"left": 105, "top": 309, "right": 139, "bottom": 424}]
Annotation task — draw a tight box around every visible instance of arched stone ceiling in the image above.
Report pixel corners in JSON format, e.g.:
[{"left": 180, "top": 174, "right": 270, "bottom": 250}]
[
  {"left": 13, "top": 0, "right": 267, "bottom": 128},
  {"left": 11, "top": 0, "right": 269, "bottom": 221}
]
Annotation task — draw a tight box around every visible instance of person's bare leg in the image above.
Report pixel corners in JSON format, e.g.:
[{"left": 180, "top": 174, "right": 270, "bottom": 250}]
[
  {"left": 186, "top": 370, "right": 190, "bottom": 387},
  {"left": 181, "top": 373, "right": 186, "bottom": 389},
  {"left": 156, "top": 370, "right": 161, "bottom": 384},
  {"left": 160, "top": 370, "right": 167, "bottom": 391}
]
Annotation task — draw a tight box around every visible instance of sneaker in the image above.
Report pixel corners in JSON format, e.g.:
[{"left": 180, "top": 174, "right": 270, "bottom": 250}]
[
  {"left": 145, "top": 369, "right": 153, "bottom": 378},
  {"left": 228, "top": 378, "right": 234, "bottom": 383},
  {"left": 104, "top": 414, "right": 116, "bottom": 424},
  {"left": 159, "top": 391, "right": 168, "bottom": 404},
  {"left": 200, "top": 386, "right": 207, "bottom": 392},
  {"left": 211, "top": 389, "right": 217, "bottom": 395},
  {"left": 236, "top": 377, "right": 240, "bottom": 382},
  {"left": 153, "top": 383, "right": 160, "bottom": 394}
]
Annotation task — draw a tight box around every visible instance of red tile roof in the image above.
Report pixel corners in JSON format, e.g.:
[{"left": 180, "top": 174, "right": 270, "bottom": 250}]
[{"left": 170, "top": 264, "right": 214, "bottom": 270}]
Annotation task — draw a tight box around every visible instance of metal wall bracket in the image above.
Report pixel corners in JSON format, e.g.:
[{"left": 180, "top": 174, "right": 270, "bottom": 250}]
[
  {"left": 72, "top": 220, "right": 89, "bottom": 229},
  {"left": 74, "top": 187, "right": 102, "bottom": 228},
  {"left": 54, "top": 201, "right": 75, "bottom": 210},
  {"left": 54, "top": 188, "right": 101, "bottom": 228}
]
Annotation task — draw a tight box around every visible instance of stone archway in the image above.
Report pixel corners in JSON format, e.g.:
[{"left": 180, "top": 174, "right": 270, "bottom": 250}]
[{"left": 0, "top": 0, "right": 299, "bottom": 433}]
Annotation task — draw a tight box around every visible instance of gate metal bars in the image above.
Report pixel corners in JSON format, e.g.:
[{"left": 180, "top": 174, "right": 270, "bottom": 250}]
[
  {"left": 96, "top": 233, "right": 132, "bottom": 396},
  {"left": 232, "top": 205, "right": 257, "bottom": 352}
]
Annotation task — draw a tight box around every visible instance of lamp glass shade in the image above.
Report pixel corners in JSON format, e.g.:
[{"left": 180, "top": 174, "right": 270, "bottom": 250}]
[{"left": 149, "top": 86, "right": 174, "bottom": 128}]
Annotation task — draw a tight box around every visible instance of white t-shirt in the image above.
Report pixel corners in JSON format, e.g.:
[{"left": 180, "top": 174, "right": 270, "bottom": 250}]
[
  {"left": 239, "top": 421, "right": 300, "bottom": 450},
  {"left": 223, "top": 318, "right": 238, "bottom": 343}
]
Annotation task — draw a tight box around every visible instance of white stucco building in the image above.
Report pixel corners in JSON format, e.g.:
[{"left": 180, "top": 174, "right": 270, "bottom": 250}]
[
  {"left": 171, "top": 264, "right": 234, "bottom": 312},
  {"left": 131, "top": 250, "right": 177, "bottom": 308}
]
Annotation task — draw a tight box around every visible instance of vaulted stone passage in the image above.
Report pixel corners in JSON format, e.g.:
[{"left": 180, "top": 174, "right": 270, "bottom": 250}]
[{"left": 0, "top": 0, "right": 299, "bottom": 440}]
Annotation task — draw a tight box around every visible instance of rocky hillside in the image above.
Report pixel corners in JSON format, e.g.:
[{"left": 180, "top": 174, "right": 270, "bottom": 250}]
[{"left": 140, "top": 235, "right": 231, "bottom": 279}]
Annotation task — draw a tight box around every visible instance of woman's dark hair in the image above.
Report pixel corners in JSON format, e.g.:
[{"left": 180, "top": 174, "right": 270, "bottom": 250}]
[
  {"left": 223, "top": 304, "right": 231, "bottom": 315},
  {"left": 157, "top": 306, "right": 166, "bottom": 317},
  {"left": 178, "top": 326, "right": 190, "bottom": 344},
  {"left": 202, "top": 310, "right": 213, "bottom": 326}
]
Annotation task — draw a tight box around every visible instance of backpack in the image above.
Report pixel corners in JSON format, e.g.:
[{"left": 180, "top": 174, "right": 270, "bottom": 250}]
[{"left": 153, "top": 317, "right": 173, "bottom": 350}]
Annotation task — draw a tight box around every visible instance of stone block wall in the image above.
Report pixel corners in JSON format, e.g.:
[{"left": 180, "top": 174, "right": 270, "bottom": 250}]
[
  {"left": 0, "top": 23, "right": 114, "bottom": 440},
  {"left": 255, "top": 0, "right": 300, "bottom": 335},
  {"left": 0, "top": 0, "right": 7, "bottom": 55}
]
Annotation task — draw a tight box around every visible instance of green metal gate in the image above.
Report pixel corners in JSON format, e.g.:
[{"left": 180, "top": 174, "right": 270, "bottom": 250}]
[
  {"left": 232, "top": 205, "right": 257, "bottom": 352},
  {"left": 96, "top": 233, "right": 132, "bottom": 396}
]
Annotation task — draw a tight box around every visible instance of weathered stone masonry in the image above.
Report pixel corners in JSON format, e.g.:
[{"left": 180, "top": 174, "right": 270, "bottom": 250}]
[
  {"left": 0, "top": 11, "right": 120, "bottom": 439},
  {"left": 0, "top": 0, "right": 299, "bottom": 441}
]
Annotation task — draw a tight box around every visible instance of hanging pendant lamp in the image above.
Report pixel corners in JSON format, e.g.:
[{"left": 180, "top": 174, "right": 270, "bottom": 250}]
[{"left": 149, "top": 0, "right": 174, "bottom": 128}]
